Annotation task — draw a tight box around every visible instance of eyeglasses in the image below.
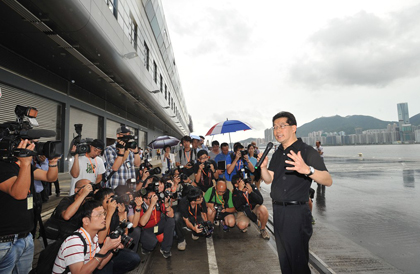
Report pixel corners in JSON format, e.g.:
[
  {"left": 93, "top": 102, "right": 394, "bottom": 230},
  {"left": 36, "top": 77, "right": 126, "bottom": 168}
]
[
  {"left": 272, "top": 124, "right": 292, "bottom": 130},
  {"left": 91, "top": 211, "right": 107, "bottom": 218}
]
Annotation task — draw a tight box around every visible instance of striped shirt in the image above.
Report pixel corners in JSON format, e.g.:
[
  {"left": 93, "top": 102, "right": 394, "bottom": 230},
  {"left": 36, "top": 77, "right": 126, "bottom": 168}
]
[
  {"left": 52, "top": 228, "right": 100, "bottom": 273},
  {"left": 104, "top": 143, "right": 136, "bottom": 189}
]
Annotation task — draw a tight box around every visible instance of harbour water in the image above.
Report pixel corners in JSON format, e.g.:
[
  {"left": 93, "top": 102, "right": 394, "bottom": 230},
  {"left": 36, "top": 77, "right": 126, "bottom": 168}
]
[{"left": 324, "top": 143, "right": 420, "bottom": 161}]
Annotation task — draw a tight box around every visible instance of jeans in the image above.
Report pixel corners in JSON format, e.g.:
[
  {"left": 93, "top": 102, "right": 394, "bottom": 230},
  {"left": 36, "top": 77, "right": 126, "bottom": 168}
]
[{"left": 0, "top": 233, "right": 34, "bottom": 274}]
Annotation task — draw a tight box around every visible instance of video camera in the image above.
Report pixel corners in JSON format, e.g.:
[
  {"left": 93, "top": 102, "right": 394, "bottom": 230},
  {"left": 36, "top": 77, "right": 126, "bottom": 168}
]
[
  {"left": 116, "top": 135, "right": 138, "bottom": 150},
  {"left": 0, "top": 105, "right": 62, "bottom": 161},
  {"left": 69, "top": 124, "right": 93, "bottom": 155},
  {"left": 109, "top": 220, "right": 134, "bottom": 248}
]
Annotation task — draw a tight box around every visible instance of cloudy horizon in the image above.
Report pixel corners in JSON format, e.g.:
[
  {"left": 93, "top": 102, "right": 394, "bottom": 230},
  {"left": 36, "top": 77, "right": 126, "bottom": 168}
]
[{"left": 161, "top": 0, "right": 420, "bottom": 144}]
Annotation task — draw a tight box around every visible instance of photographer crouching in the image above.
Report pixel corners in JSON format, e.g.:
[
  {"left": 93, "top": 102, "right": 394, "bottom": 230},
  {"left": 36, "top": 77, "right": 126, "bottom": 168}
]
[
  {"left": 138, "top": 183, "right": 175, "bottom": 259},
  {"left": 231, "top": 175, "right": 270, "bottom": 239},
  {"left": 179, "top": 187, "right": 212, "bottom": 242},
  {"left": 204, "top": 178, "right": 236, "bottom": 232},
  {"left": 93, "top": 188, "right": 141, "bottom": 273}
]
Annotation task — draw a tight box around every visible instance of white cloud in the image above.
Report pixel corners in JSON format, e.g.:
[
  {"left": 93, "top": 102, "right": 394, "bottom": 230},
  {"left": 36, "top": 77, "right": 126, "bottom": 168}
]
[{"left": 288, "top": 5, "right": 420, "bottom": 88}]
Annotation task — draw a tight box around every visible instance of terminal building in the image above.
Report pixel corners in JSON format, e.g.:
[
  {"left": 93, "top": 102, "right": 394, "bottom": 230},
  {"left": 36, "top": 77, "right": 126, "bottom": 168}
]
[{"left": 0, "top": 0, "right": 192, "bottom": 171}]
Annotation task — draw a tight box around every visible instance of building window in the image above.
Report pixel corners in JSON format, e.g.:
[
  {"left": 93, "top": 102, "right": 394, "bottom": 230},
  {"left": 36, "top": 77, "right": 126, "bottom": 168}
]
[
  {"left": 144, "top": 42, "right": 149, "bottom": 70},
  {"left": 165, "top": 85, "right": 167, "bottom": 99},
  {"left": 129, "top": 17, "right": 138, "bottom": 51},
  {"left": 153, "top": 61, "right": 157, "bottom": 84},
  {"left": 159, "top": 74, "right": 163, "bottom": 92},
  {"left": 105, "top": 0, "right": 118, "bottom": 19},
  {"left": 168, "top": 92, "right": 171, "bottom": 104}
]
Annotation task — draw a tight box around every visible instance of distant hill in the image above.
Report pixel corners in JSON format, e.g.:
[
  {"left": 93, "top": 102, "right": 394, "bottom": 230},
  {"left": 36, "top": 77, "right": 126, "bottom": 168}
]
[
  {"left": 297, "top": 114, "right": 420, "bottom": 137},
  {"left": 236, "top": 113, "right": 420, "bottom": 143}
]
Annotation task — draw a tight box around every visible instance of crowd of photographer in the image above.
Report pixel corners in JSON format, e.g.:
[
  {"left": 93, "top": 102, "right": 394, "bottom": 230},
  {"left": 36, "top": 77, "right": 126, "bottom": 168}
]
[{"left": 0, "top": 107, "right": 269, "bottom": 273}]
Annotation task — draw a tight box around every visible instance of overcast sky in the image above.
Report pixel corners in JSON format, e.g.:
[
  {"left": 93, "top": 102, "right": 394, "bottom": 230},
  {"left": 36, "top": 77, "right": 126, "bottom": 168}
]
[{"left": 161, "top": 0, "right": 420, "bottom": 145}]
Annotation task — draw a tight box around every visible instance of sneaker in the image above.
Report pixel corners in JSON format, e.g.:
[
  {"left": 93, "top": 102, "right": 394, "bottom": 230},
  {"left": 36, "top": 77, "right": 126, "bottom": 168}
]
[
  {"left": 241, "top": 228, "right": 248, "bottom": 233},
  {"left": 177, "top": 240, "right": 186, "bottom": 251},
  {"left": 160, "top": 249, "right": 172, "bottom": 259},
  {"left": 141, "top": 248, "right": 151, "bottom": 255},
  {"left": 260, "top": 229, "right": 270, "bottom": 240},
  {"left": 312, "top": 217, "right": 316, "bottom": 225},
  {"left": 223, "top": 224, "right": 229, "bottom": 232},
  {"left": 214, "top": 220, "right": 219, "bottom": 226},
  {"left": 192, "top": 234, "right": 199, "bottom": 240}
]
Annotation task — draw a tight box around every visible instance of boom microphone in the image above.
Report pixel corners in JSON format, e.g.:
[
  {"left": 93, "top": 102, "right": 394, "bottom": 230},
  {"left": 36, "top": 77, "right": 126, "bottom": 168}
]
[{"left": 255, "top": 142, "right": 273, "bottom": 169}]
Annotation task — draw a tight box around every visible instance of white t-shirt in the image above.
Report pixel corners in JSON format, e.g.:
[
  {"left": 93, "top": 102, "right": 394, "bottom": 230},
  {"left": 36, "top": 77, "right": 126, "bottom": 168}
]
[
  {"left": 69, "top": 155, "right": 106, "bottom": 195},
  {"left": 52, "top": 228, "right": 100, "bottom": 273}
]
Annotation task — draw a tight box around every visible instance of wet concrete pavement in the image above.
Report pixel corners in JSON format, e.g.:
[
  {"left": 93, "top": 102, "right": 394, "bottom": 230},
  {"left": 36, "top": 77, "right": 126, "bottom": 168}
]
[{"left": 36, "top": 155, "right": 420, "bottom": 273}]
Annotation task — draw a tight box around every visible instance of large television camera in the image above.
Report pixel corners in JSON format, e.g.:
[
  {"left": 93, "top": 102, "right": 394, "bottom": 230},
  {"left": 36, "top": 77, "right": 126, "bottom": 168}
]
[
  {"left": 0, "top": 105, "right": 62, "bottom": 161},
  {"left": 69, "top": 124, "right": 93, "bottom": 156}
]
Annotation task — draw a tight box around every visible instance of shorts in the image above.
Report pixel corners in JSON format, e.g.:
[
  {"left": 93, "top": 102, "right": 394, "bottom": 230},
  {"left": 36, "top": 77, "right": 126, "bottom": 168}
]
[{"left": 235, "top": 205, "right": 260, "bottom": 224}]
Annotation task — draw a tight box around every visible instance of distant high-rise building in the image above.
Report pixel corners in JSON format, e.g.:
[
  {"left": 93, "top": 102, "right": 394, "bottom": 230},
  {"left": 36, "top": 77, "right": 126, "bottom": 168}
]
[{"left": 397, "top": 103, "right": 410, "bottom": 129}]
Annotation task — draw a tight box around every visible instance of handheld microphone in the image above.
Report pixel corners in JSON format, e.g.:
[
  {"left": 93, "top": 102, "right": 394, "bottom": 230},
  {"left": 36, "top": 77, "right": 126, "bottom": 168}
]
[{"left": 255, "top": 142, "right": 273, "bottom": 169}]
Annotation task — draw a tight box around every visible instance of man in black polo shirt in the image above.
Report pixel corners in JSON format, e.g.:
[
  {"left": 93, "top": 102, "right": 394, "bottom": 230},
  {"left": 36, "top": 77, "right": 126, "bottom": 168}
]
[
  {"left": 259, "top": 111, "right": 332, "bottom": 274},
  {"left": 0, "top": 139, "right": 59, "bottom": 273}
]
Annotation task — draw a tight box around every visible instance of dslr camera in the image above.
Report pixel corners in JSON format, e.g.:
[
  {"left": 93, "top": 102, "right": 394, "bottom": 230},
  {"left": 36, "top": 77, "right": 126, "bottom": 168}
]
[
  {"left": 0, "top": 105, "right": 62, "bottom": 161},
  {"left": 213, "top": 204, "right": 224, "bottom": 220},
  {"left": 198, "top": 221, "right": 214, "bottom": 237},
  {"left": 109, "top": 220, "right": 134, "bottom": 248},
  {"left": 240, "top": 149, "right": 248, "bottom": 159}
]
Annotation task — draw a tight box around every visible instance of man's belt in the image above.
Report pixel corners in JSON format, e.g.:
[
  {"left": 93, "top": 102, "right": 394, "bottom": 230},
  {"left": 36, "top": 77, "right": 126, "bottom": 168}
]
[
  {"left": 273, "top": 200, "right": 307, "bottom": 206},
  {"left": 0, "top": 232, "right": 30, "bottom": 243}
]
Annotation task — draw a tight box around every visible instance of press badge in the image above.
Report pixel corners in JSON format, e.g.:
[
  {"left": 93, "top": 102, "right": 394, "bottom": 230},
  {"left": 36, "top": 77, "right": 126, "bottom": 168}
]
[
  {"left": 27, "top": 194, "right": 33, "bottom": 210},
  {"left": 153, "top": 225, "right": 158, "bottom": 234}
]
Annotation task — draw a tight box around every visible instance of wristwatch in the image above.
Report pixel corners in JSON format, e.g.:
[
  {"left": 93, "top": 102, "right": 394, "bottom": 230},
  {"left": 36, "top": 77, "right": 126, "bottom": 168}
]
[{"left": 305, "top": 166, "right": 314, "bottom": 177}]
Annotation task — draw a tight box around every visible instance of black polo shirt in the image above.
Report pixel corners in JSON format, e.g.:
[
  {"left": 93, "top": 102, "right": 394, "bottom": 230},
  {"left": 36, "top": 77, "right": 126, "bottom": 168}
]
[
  {"left": 268, "top": 138, "right": 327, "bottom": 202},
  {"left": 0, "top": 161, "right": 35, "bottom": 236}
]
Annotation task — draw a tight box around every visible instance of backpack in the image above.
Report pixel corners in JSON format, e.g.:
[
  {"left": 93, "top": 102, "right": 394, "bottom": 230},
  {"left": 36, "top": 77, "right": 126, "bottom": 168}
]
[{"left": 30, "top": 231, "right": 87, "bottom": 274}]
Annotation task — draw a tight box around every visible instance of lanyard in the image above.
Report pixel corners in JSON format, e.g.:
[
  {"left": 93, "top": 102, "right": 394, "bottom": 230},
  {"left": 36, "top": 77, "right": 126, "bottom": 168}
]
[
  {"left": 184, "top": 150, "right": 191, "bottom": 163},
  {"left": 235, "top": 160, "right": 243, "bottom": 172},
  {"left": 216, "top": 193, "right": 225, "bottom": 207},
  {"left": 188, "top": 204, "right": 198, "bottom": 224},
  {"left": 243, "top": 191, "right": 252, "bottom": 209},
  {"left": 86, "top": 154, "right": 98, "bottom": 174},
  {"left": 80, "top": 228, "right": 93, "bottom": 261}
]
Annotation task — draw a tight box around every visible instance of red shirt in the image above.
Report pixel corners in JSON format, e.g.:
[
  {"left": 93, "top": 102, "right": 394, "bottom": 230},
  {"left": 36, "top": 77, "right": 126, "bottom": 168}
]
[{"left": 139, "top": 204, "right": 166, "bottom": 229}]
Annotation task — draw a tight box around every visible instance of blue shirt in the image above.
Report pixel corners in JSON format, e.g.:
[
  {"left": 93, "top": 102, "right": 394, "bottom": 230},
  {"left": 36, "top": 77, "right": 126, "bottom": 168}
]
[
  {"left": 34, "top": 158, "right": 49, "bottom": 193},
  {"left": 214, "top": 152, "right": 231, "bottom": 179}
]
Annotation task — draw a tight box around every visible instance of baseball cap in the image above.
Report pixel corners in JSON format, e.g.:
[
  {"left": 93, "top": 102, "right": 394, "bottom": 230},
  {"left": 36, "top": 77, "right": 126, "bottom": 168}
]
[{"left": 116, "top": 125, "right": 132, "bottom": 134}]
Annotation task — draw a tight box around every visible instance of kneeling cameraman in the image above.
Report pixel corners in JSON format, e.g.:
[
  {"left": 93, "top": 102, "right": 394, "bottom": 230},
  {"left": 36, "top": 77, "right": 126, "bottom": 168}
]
[
  {"left": 94, "top": 188, "right": 140, "bottom": 273},
  {"left": 232, "top": 175, "right": 270, "bottom": 239},
  {"left": 180, "top": 187, "right": 212, "bottom": 241},
  {"left": 139, "top": 186, "right": 175, "bottom": 259},
  {"left": 204, "top": 178, "right": 236, "bottom": 232}
]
